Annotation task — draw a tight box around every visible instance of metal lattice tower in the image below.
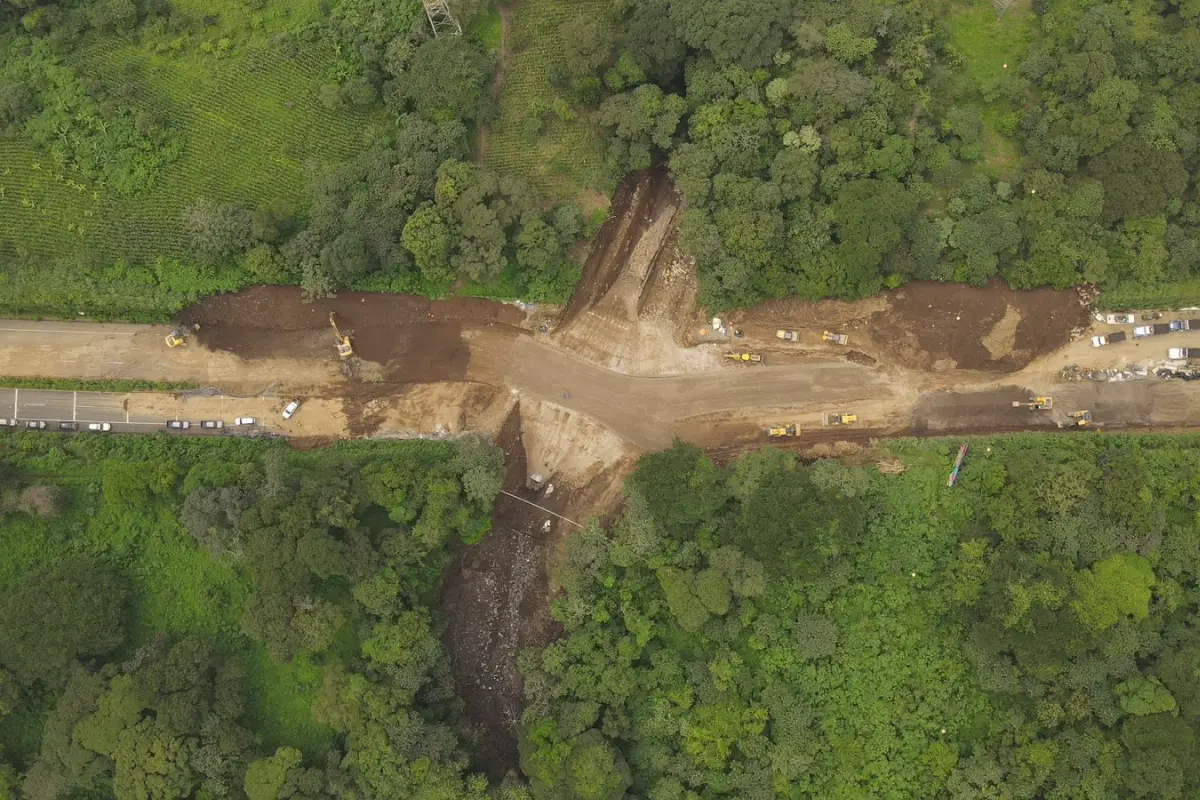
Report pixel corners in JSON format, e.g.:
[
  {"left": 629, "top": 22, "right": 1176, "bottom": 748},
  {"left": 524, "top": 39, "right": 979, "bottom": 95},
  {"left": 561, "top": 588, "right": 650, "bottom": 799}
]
[
  {"left": 993, "top": 0, "right": 1016, "bottom": 17},
  {"left": 422, "top": 0, "right": 463, "bottom": 38}
]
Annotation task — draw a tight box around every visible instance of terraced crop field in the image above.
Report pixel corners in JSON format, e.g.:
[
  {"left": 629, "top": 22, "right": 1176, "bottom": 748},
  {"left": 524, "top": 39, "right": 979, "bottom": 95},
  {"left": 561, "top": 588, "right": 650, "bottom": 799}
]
[
  {"left": 0, "top": 5, "right": 375, "bottom": 317},
  {"left": 484, "top": 0, "right": 612, "bottom": 205}
]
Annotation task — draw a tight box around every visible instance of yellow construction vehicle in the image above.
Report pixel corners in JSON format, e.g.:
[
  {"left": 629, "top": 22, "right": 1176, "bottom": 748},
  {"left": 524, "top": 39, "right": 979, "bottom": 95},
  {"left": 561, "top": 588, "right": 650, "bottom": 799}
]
[
  {"left": 165, "top": 329, "right": 188, "bottom": 348},
  {"left": 1013, "top": 397, "right": 1054, "bottom": 410},
  {"left": 822, "top": 330, "right": 849, "bottom": 345},
  {"left": 1069, "top": 410, "right": 1092, "bottom": 425},
  {"left": 329, "top": 312, "right": 353, "bottom": 359},
  {"left": 767, "top": 424, "right": 799, "bottom": 437},
  {"left": 724, "top": 352, "right": 763, "bottom": 364},
  {"left": 826, "top": 413, "right": 858, "bottom": 425}
]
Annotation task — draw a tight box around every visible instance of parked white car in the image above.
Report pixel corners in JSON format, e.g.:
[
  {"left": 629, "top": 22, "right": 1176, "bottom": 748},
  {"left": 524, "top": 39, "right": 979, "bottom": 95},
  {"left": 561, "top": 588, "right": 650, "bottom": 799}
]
[
  {"left": 234, "top": 417, "right": 256, "bottom": 426},
  {"left": 201, "top": 420, "right": 223, "bottom": 429},
  {"left": 87, "top": 422, "right": 112, "bottom": 432},
  {"left": 282, "top": 400, "right": 300, "bottom": 420}
]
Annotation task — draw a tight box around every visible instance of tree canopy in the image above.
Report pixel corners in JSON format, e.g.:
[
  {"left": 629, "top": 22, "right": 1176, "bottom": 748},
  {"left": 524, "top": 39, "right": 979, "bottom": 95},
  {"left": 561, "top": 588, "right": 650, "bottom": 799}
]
[{"left": 522, "top": 436, "right": 1200, "bottom": 798}]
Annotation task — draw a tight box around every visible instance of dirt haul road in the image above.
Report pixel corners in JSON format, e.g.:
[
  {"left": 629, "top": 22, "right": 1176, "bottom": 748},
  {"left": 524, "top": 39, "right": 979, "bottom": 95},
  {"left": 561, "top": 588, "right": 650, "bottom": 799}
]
[{"left": 0, "top": 317, "right": 896, "bottom": 448}]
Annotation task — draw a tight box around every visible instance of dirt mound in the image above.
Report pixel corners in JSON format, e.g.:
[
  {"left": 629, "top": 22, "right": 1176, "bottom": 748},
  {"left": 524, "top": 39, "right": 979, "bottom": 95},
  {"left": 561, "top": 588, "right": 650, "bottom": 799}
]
[
  {"left": 869, "top": 281, "right": 1087, "bottom": 371},
  {"left": 561, "top": 168, "right": 678, "bottom": 324},
  {"left": 176, "top": 286, "right": 528, "bottom": 383},
  {"left": 552, "top": 169, "right": 710, "bottom": 375}
]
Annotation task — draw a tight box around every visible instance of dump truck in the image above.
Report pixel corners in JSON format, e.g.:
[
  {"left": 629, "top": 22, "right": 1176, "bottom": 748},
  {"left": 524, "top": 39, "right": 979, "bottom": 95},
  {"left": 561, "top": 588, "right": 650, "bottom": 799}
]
[
  {"left": 1091, "top": 332, "right": 1127, "bottom": 347},
  {"left": 1169, "top": 348, "right": 1200, "bottom": 359},
  {"left": 825, "top": 413, "right": 857, "bottom": 425},
  {"left": 822, "top": 331, "right": 849, "bottom": 345},
  {"left": 767, "top": 424, "right": 799, "bottom": 437},
  {"left": 1069, "top": 410, "right": 1092, "bottom": 426},
  {"left": 1013, "top": 397, "right": 1054, "bottom": 410},
  {"left": 329, "top": 312, "right": 353, "bottom": 359},
  {"left": 1134, "top": 324, "right": 1173, "bottom": 337},
  {"left": 725, "top": 352, "right": 763, "bottom": 364},
  {"left": 776, "top": 330, "right": 800, "bottom": 342},
  {"left": 1168, "top": 319, "right": 1200, "bottom": 332}
]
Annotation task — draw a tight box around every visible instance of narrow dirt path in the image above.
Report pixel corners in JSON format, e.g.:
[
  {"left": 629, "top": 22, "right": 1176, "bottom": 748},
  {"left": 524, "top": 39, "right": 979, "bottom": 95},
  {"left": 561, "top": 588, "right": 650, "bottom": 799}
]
[{"left": 474, "top": 3, "right": 512, "bottom": 164}]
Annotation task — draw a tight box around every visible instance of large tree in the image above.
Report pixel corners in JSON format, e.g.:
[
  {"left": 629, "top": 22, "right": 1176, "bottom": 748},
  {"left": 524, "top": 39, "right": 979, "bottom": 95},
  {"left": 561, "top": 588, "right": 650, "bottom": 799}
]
[{"left": 0, "top": 556, "right": 127, "bottom": 686}]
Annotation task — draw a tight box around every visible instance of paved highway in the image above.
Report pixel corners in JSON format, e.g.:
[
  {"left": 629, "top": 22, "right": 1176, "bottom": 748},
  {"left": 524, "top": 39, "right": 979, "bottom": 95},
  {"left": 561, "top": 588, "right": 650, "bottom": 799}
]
[
  {"left": 0, "top": 387, "right": 277, "bottom": 435},
  {"left": 0, "top": 388, "right": 153, "bottom": 426}
]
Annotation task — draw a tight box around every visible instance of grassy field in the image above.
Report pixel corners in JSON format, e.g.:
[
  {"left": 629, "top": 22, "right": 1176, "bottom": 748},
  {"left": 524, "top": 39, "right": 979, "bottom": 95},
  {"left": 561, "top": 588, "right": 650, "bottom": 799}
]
[
  {"left": 0, "top": 0, "right": 376, "bottom": 319},
  {"left": 945, "top": 0, "right": 1038, "bottom": 179},
  {"left": 483, "top": 0, "right": 612, "bottom": 207}
]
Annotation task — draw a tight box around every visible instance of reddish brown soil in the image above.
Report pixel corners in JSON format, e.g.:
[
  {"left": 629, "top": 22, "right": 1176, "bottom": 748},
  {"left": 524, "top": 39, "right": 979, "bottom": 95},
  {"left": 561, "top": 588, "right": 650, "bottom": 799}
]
[
  {"left": 560, "top": 168, "right": 678, "bottom": 326},
  {"left": 729, "top": 279, "right": 1087, "bottom": 373},
  {"left": 439, "top": 406, "right": 565, "bottom": 778},
  {"left": 176, "top": 286, "right": 527, "bottom": 383},
  {"left": 869, "top": 280, "right": 1088, "bottom": 371}
]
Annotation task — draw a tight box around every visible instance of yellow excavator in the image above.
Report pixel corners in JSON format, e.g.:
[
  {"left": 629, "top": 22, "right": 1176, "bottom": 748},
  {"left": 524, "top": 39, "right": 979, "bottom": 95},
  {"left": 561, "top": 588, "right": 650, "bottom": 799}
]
[
  {"left": 725, "top": 352, "right": 763, "bottom": 364},
  {"left": 165, "top": 323, "right": 197, "bottom": 348},
  {"left": 1013, "top": 397, "right": 1054, "bottom": 410},
  {"left": 329, "top": 313, "right": 353, "bottom": 359}
]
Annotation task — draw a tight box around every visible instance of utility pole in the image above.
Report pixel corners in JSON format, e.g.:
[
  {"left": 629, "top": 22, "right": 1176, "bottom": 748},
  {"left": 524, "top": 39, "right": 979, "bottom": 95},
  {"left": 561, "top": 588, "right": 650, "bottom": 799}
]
[{"left": 422, "top": 0, "right": 462, "bottom": 38}]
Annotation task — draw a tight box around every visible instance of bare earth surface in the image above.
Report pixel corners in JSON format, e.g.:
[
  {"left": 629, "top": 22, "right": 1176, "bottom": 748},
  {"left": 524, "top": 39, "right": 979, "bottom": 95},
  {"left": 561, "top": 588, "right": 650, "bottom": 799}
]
[{"left": 4, "top": 174, "right": 1200, "bottom": 776}]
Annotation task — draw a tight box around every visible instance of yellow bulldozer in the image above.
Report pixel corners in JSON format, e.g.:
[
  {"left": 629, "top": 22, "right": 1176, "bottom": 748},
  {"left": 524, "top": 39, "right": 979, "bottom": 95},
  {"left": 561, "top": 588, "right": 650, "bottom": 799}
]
[
  {"left": 1013, "top": 396, "right": 1054, "bottom": 410},
  {"left": 826, "top": 413, "right": 858, "bottom": 425},
  {"left": 1069, "top": 410, "right": 1092, "bottom": 426},
  {"left": 329, "top": 312, "right": 353, "bottom": 359},
  {"left": 724, "top": 352, "right": 763, "bottom": 364},
  {"left": 822, "top": 330, "right": 849, "bottom": 345},
  {"left": 767, "top": 424, "right": 799, "bottom": 437}
]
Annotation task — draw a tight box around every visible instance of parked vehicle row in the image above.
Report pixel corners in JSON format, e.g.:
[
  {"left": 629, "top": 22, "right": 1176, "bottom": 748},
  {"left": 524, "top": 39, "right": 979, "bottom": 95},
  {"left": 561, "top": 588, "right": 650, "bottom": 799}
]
[
  {"left": 2, "top": 399, "right": 297, "bottom": 433},
  {"left": 0, "top": 419, "right": 111, "bottom": 431},
  {"left": 168, "top": 417, "right": 256, "bottom": 431},
  {"left": 1092, "top": 318, "right": 1200, "bottom": 347}
]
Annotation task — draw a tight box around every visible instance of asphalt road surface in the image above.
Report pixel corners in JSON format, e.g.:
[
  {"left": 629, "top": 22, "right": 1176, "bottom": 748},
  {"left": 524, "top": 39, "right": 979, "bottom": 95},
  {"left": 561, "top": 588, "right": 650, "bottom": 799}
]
[{"left": 0, "top": 388, "right": 262, "bottom": 435}]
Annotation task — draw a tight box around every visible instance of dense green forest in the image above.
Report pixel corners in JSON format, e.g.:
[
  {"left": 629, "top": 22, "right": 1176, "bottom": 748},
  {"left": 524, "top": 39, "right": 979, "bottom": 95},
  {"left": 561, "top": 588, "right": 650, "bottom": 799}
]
[
  {"left": 6, "top": 427, "right": 1200, "bottom": 798},
  {"left": 0, "top": 432, "right": 532, "bottom": 798},
  {"left": 522, "top": 437, "right": 1200, "bottom": 798},
  {"left": 4, "top": 0, "right": 1200, "bottom": 318},
  {"left": 578, "top": 0, "right": 1200, "bottom": 307}
]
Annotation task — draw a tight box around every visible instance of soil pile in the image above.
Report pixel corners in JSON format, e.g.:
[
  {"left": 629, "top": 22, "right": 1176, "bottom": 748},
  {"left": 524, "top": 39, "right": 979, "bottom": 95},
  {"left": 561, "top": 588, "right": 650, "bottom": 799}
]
[
  {"left": 869, "top": 280, "right": 1088, "bottom": 371},
  {"left": 176, "top": 286, "right": 528, "bottom": 382}
]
